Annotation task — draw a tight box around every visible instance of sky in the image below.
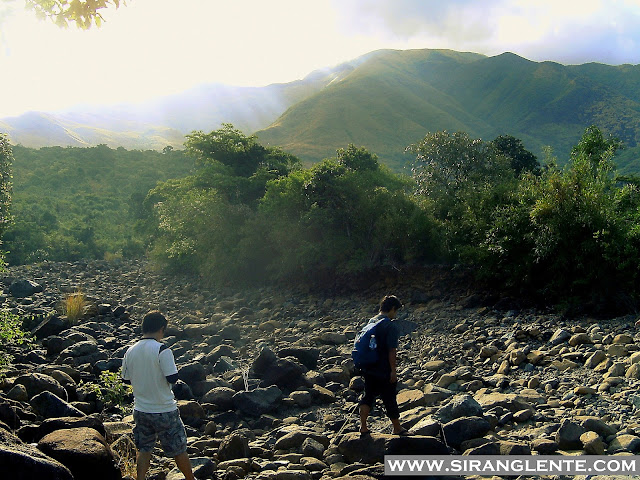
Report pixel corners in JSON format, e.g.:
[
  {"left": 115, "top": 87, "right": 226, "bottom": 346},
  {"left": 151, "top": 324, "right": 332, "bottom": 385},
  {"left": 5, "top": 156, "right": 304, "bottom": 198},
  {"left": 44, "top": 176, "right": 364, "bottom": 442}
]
[{"left": 0, "top": 0, "right": 639, "bottom": 118}]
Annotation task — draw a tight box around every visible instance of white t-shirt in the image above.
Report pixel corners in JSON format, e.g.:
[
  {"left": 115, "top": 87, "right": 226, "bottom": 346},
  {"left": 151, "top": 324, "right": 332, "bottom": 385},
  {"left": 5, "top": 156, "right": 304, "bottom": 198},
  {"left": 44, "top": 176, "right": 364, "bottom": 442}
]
[{"left": 121, "top": 338, "right": 178, "bottom": 413}]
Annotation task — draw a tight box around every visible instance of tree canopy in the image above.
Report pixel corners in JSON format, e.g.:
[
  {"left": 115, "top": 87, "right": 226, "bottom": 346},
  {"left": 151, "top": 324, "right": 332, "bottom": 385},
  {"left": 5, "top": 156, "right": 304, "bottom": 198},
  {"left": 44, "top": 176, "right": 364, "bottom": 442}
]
[{"left": 20, "top": 0, "right": 125, "bottom": 28}]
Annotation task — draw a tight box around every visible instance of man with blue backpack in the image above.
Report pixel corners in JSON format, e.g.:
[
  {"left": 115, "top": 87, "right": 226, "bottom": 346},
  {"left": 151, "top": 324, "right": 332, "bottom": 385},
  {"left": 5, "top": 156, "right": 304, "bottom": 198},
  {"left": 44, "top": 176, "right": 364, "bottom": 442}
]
[{"left": 352, "top": 295, "right": 409, "bottom": 436}]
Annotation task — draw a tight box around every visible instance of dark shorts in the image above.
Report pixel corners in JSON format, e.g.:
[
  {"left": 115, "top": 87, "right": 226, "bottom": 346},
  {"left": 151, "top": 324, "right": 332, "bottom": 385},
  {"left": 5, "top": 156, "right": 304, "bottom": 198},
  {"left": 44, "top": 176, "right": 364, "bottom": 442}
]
[
  {"left": 359, "top": 373, "right": 400, "bottom": 420},
  {"left": 133, "top": 409, "right": 187, "bottom": 457}
]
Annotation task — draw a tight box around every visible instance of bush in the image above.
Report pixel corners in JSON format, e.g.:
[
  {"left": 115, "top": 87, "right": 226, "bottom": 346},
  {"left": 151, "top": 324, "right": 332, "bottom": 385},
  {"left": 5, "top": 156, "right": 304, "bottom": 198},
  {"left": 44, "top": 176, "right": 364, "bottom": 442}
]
[
  {"left": 85, "top": 371, "right": 132, "bottom": 412},
  {"left": 479, "top": 126, "right": 636, "bottom": 309},
  {"left": 0, "top": 311, "right": 32, "bottom": 373}
]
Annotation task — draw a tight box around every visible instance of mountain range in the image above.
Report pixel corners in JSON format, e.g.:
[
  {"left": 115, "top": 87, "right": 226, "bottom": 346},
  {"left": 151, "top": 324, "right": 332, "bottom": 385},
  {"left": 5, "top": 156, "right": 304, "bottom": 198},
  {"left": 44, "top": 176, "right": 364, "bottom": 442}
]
[{"left": 2, "top": 48, "right": 640, "bottom": 172}]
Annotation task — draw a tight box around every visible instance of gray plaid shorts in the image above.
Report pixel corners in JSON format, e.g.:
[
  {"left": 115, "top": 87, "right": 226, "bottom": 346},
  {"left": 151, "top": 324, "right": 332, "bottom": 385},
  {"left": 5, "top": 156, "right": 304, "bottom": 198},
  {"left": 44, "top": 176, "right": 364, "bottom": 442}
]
[{"left": 133, "top": 409, "right": 187, "bottom": 457}]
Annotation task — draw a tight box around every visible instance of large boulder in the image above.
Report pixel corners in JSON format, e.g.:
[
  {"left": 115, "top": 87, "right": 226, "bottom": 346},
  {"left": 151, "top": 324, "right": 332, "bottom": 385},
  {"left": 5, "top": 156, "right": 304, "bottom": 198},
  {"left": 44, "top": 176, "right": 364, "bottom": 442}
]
[
  {"left": 217, "top": 432, "right": 250, "bottom": 461},
  {"left": 32, "top": 315, "right": 70, "bottom": 339},
  {"left": 19, "top": 416, "right": 106, "bottom": 443},
  {"left": 14, "top": 373, "right": 67, "bottom": 401},
  {"left": 201, "top": 386, "right": 236, "bottom": 410},
  {"left": 9, "top": 279, "right": 43, "bottom": 298},
  {"left": 442, "top": 416, "right": 492, "bottom": 449},
  {"left": 232, "top": 386, "right": 282, "bottom": 416},
  {"left": 30, "top": 392, "right": 85, "bottom": 419},
  {"left": 251, "top": 347, "right": 278, "bottom": 377},
  {"left": 177, "top": 362, "right": 207, "bottom": 386},
  {"left": 259, "top": 357, "right": 307, "bottom": 390},
  {"left": 555, "top": 419, "right": 586, "bottom": 451},
  {"left": 434, "top": 394, "right": 483, "bottom": 423},
  {"left": 338, "top": 432, "right": 447, "bottom": 464},
  {"left": 37, "top": 427, "right": 121, "bottom": 480},
  {"left": 277, "top": 347, "right": 320, "bottom": 370},
  {"left": 0, "top": 427, "right": 73, "bottom": 480}
]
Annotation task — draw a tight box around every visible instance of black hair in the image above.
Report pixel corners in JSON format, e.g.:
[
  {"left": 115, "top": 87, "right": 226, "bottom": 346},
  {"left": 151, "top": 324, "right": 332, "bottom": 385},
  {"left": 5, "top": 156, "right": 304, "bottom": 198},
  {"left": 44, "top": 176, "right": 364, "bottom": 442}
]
[
  {"left": 380, "top": 295, "right": 402, "bottom": 313},
  {"left": 142, "top": 310, "right": 168, "bottom": 334}
]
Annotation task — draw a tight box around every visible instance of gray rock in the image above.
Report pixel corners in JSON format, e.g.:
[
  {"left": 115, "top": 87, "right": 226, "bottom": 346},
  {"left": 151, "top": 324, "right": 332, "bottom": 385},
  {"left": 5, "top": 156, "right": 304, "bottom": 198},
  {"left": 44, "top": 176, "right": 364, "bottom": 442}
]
[
  {"left": 32, "top": 315, "right": 70, "bottom": 339},
  {"left": 9, "top": 279, "right": 43, "bottom": 298},
  {"left": 201, "top": 386, "right": 236, "bottom": 409},
  {"left": 260, "top": 357, "right": 306, "bottom": 390},
  {"left": 550, "top": 328, "right": 571, "bottom": 345},
  {"left": 232, "top": 386, "right": 282, "bottom": 416},
  {"left": 59, "top": 340, "right": 98, "bottom": 358},
  {"left": 442, "top": 416, "right": 491, "bottom": 449},
  {"left": 608, "top": 434, "right": 640, "bottom": 453},
  {"left": 555, "top": 419, "right": 586, "bottom": 450},
  {"left": 302, "top": 437, "right": 326, "bottom": 459},
  {"left": 37, "top": 427, "right": 120, "bottom": 480},
  {"left": 499, "top": 440, "right": 531, "bottom": 455},
  {"left": 220, "top": 324, "right": 241, "bottom": 340},
  {"left": 408, "top": 417, "right": 441, "bottom": 437},
  {"left": 205, "top": 344, "right": 235, "bottom": 365},
  {"left": 251, "top": 346, "right": 278, "bottom": 377},
  {"left": 30, "top": 392, "right": 85, "bottom": 419},
  {"left": 0, "top": 428, "right": 73, "bottom": 480},
  {"left": 580, "top": 417, "right": 617, "bottom": 438},
  {"left": 278, "top": 347, "right": 320, "bottom": 370},
  {"left": 275, "top": 429, "right": 330, "bottom": 450},
  {"left": 584, "top": 350, "right": 607, "bottom": 368},
  {"left": 14, "top": 373, "right": 67, "bottom": 401},
  {"left": 177, "top": 361, "right": 206, "bottom": 386},
  {"left": 35, "top": 416, "right": 106, "bottom": 443},
  {"left": 531, "top": 438, "right": 559, "bottom": 454},
  {"left": 434, "top": 394, "right": 483, "bottom": 423},
  {"left": 218, "top": 432, "right": 250, "bottom": 461}
]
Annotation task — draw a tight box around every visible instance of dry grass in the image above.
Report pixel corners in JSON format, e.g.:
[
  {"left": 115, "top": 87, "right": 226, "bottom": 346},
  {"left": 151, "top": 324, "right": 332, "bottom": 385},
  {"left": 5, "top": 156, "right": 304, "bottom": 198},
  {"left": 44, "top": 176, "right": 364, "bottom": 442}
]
[
  {"left": 61, "top": 291, "right": 88, "bottom": 324},
  {"left": 111, "top": 434, "right": 137, "bottom": 478}
]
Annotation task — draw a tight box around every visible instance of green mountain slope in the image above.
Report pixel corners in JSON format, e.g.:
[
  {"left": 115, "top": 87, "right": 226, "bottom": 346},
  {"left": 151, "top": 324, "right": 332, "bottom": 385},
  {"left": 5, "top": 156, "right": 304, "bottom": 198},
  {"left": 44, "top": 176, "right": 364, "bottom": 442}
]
[
  {"left": 257, "top": 49, "right": 640, "bottom": 171},
  {"left": 0, "top": 66, "right": 354, "bottom": 150}
]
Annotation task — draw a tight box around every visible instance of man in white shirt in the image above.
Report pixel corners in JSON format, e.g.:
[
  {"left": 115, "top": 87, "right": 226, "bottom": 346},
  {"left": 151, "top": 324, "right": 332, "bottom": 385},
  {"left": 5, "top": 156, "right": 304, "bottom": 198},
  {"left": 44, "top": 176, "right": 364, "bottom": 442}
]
[{"left": 121, "top": 310, "right": 195, "bottom": 480}]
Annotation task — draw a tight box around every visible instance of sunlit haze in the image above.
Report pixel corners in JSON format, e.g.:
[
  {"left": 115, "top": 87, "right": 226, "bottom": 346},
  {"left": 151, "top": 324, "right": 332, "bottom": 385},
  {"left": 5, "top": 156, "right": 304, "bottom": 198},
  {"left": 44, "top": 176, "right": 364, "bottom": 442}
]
[{"left": 1, "top": 0, "right": 639, "bottom": 118}]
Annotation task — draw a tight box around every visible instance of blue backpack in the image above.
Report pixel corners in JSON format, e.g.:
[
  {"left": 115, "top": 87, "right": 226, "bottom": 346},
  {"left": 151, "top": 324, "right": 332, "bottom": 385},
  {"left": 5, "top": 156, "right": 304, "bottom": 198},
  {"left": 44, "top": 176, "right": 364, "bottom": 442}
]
[{"left": 351, "top": 316, "right": 389, "bottom": 369}]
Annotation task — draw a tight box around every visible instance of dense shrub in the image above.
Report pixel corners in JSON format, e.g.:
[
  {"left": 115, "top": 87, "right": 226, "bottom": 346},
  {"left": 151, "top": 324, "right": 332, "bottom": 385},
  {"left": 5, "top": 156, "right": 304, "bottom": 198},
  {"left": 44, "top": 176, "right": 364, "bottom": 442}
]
[
  {"left": 477, "top": 126, "right": 638, "bottom": 308},
  {"left": 148, "top": 136, "right": 438, "bottom": 285}
]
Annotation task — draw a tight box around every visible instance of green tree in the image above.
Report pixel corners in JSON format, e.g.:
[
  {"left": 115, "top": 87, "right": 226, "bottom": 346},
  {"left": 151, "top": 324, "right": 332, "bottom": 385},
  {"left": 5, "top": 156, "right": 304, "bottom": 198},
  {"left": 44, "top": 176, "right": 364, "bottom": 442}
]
[
  {"left": 491, "top": 135, "right": 540, "bottom": 175},
  {"left": 481, "top": 126, "right": 636, "bottom": 309},
  {"left": 259, "top": 145, "right": 438, "bottom": 281},
  {"left": 0, "top": 135, "right": 12, "bottom": 268},
  {"left": 409, "top": 131, "right": 515, "bottom": 259},
  {"left": 147, "top": 125, "right": 301, "bottom": 284},
  {"left": 570, "top": 124, "right": 622, "bottom": 168}
]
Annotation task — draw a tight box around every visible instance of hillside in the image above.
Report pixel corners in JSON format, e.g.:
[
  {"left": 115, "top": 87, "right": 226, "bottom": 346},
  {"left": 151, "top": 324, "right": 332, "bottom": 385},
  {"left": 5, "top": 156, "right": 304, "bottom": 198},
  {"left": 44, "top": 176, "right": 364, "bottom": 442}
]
[
  {"left": 0, "top": 65, "right": 355, "bottom": 150},
  {"left": 4, "top": 145, "right": 195, "bottom": 264},
  {"left": 257, "top": 49, "right": 640, "bottom": 171},
  {"left": 2, "top": 48, "right": 640, "bottom": 172}
]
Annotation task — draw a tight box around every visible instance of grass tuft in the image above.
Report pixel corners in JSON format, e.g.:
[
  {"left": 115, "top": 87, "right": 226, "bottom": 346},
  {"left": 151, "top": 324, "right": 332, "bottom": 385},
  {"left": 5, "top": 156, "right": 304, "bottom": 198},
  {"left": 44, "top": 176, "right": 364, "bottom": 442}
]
[{"left": 61, "top": 291, "right": 88, "bottom": 324}]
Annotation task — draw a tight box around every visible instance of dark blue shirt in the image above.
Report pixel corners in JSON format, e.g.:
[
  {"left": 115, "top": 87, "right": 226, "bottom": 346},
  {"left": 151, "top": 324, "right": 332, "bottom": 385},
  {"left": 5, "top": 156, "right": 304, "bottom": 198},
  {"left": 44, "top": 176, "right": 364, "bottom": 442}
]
[{"left": 362, "top": 314, "right": 399, "bottom": 378}]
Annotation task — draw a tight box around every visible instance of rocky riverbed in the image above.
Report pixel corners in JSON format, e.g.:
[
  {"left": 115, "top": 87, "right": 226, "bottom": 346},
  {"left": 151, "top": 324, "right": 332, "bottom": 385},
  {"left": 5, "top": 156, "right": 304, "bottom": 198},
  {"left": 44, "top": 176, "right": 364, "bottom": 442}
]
[{"left": 2, "top": 259, "right": 640, "bottom": 480}]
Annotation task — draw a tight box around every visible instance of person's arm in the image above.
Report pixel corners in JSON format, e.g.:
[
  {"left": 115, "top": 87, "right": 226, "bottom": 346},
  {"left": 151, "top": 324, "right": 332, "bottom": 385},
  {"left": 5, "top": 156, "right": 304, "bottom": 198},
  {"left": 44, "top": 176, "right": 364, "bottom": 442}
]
[
  {"left": 121, "top": 354, "right": 131, "bottom": 385},
  {"left": 389, "top": 348, "right": 398, "bottom": 383},
  {"left": 159, "top": 345, "right": 179, "bottom": 384},
  {"left": 386, "top": 321, "right": 400, "bottom": 383}
]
